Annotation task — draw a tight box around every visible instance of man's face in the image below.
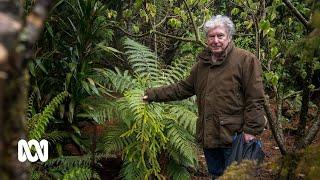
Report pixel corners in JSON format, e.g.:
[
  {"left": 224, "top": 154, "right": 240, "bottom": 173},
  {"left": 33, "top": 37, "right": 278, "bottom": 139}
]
[{"left": 206, "top": 26, "right": 231, "bottom": 56}]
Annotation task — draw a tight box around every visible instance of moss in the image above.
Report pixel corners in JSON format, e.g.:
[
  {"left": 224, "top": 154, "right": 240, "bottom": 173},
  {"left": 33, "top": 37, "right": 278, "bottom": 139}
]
[
  {"left": 220, "top": 160, "right": 256, "bottom": 180},
  {"left": 295, "top": 144, "right": 320, "bottom": 179}
]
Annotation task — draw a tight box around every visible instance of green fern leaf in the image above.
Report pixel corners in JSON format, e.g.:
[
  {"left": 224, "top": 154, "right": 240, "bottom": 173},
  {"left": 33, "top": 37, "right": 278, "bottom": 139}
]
[
  {"left": 29, "top": 91, "right": 69, "bottom": 140},
  {"left": 63, "top": 167, "right": 100, "bottom": 180}
]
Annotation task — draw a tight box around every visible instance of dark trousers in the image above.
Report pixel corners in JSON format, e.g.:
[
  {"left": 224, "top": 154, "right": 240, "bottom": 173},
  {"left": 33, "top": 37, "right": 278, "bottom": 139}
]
[{"left": 203, "top": 147, "right": 232, "bottom": 177}]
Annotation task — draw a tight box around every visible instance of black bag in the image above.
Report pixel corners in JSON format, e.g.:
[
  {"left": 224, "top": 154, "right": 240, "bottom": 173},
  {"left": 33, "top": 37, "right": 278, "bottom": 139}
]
[{"left": 226, "top": 132, "right": 265, "bottom": 166}]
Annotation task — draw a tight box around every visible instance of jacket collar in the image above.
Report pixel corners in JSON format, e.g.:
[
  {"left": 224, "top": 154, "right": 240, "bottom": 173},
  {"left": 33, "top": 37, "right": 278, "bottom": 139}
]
[{"left": 198, "top": 41, "right": 234, "bottom": 66}]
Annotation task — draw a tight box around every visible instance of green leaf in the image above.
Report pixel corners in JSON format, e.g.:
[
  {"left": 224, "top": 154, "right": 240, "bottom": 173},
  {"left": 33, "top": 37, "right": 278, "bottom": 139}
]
[
  {"left": 259, "top": 20, "right": 270, "bottom": 31},
  {"left": 271, "top": 47, "right": 279, "bottom": 59},
  {"left": 132, "top": 25, "right": 140, "bottom": 33},
  {"left": 123, "top": 9, "right": 133, "bottom": 18},
  {"left": 168, "top": 18, "right": 182, "bottom": 28},
  {"left": 231, "top": 8, "right": 240, "bottom": 15},
  {"left": 98, "top": 44, "right": 123, "bottom": 54},
  {"left": 71, "top": 125, "right": 81, "bottom": 135}
]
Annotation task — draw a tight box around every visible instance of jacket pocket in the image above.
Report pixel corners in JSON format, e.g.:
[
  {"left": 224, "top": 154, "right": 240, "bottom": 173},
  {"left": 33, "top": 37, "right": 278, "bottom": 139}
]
[{"left": 219, "top": 115, "right": 244, "bottom": 145}]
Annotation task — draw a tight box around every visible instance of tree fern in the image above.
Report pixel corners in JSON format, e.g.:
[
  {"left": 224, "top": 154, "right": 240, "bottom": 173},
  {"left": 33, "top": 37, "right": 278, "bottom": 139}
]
[
  {"left": 101, "top": 38, "right": 198, "bottom": 179},
  {"left": 28, "top": 91, "right": 69, "bottom": 140}
]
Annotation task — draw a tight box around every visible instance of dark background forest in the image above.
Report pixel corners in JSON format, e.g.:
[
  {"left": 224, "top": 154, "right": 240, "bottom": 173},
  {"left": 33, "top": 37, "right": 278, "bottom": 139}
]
[{"left": 0, "top": 0, "right": 319, "bottom": 179}]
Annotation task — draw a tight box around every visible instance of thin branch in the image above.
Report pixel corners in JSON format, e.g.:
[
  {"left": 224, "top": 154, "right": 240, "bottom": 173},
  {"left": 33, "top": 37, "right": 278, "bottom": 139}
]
[
  {"left": 298, "top": 110, "right": 320, "bottom": 149},
  {"left": 183, "top": 0, "right": 201, "bottom": 42},
  {"left": 154, "top": 14, "right": 173, "bottom": 28},
  {"left": 263, "top": 95, "right": 287, "bottom": 155},
  {"left": 110, "top": 23, "right": 206, "bottom": 47},
  {"left": 282, "top": 0, "right": 310, "bottom": 29},
  {"left": 152, "top": 30, "right": 206, "bottom": 47},
  {"left": 234, "top": 33, "right": 255, "bottom": 36},
  {"left": 283, "top": 88, "right": 320, "bottom": 100},
  {"left": 107, "top": 24, "right": 151, "bottom": 38}
]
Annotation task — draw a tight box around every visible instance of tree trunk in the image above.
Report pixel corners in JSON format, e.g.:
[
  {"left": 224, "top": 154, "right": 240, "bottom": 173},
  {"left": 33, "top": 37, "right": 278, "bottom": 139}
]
[
  {"left": 297, "top": 60, "right": 313, "bottom": 141},
  {"left": 0, "top": 0, "right": 52, "bottom": 179}
]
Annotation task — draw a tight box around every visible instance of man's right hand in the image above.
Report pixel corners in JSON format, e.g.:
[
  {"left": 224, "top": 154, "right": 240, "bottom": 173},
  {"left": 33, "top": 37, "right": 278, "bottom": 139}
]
[{"left": 142, "top": 95, "right": 148, "bottom": 102}]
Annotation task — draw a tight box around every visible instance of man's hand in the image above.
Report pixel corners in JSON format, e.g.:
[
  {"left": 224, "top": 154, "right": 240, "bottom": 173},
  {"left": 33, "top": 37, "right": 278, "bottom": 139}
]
[
  {"left": 244, "top": 133, "right": 255, "bottom": 143},
  {"left": 142, "top": 95, "right": 148, "bottom": 102}
]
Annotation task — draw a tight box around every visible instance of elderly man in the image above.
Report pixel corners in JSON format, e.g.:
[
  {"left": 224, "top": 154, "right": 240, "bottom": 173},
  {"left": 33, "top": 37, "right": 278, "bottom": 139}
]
[{"left": 143, "top": 15, "right": 266, "bottom": 178}]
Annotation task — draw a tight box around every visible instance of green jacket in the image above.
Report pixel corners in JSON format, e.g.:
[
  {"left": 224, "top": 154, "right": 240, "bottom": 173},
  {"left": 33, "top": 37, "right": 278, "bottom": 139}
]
[{"left": 146, "top": 42, "right": 266, "bottom": 148}]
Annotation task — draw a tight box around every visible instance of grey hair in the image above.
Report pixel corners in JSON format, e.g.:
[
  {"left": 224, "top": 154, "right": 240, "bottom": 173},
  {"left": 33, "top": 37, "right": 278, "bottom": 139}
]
[{"left": 204, "top": 15, "right": 235, "bottom": 39}]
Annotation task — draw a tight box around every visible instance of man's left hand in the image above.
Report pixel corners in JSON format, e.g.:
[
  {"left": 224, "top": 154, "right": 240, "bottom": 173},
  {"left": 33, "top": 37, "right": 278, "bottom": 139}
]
[{"left": 244, "top": 133, "right": 255, "bottom": 143}]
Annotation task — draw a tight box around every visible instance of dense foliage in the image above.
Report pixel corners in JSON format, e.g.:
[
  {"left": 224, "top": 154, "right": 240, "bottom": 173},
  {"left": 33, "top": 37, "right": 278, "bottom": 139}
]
[{"left": 23, "top": 0, "right": 320, "bottom": 179}]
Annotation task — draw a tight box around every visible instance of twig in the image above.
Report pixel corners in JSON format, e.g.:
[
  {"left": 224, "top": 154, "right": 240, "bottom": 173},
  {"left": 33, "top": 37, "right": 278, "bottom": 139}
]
[
  {"left": 183, "top": 0, "right": 201, "bottom": 42},
  {"left": 283, "top": 88, "right": 320, "bottom": 100},
  {"left": 107, "top": 24, "right": 150, "bottom": 38},
  {"left": 282, "top": 0, "right": 310, "bottom": 29},
  {"left": 152, "top": 30, "right": 206, "bottom": 47}
]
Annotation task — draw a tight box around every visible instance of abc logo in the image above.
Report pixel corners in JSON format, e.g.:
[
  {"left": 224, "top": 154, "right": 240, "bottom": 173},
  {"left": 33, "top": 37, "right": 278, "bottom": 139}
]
[{"left": 18, "top": 139, "right": 49, "bottom": 162}]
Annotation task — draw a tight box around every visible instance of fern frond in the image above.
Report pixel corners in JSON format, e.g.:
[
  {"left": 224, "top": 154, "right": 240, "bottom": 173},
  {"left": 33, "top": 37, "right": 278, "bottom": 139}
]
[
  {"left": 154, "top": 55, "right": 194, "bottom": 86},
  {"left": 45, "top": 155, "right": 91, "bottom": 169},
  {"left": 120, "top": 160, "right": 145, "bottom": 180},
  {"left": 115, "top": 89, "right": 168, "bottom": 178},
  {"left": 62, "top": 167, "right": 100, "bottom": 180},
  {"left": 26, "top": 90, "right": 37, "bottom": 120},
  {"left": 166, "top": 104, "right": 197, "bottom": 135},
  {"left": 28, "top": 91, "right": 69, "bottom": 140},
  {"left": 44, "top": 131, "right": 69, "bottom": 144},
  {"left": 102, "top": 125, "right": 133, "bottom": 153},
  {"left": 165, "top": 119, "right": 198, "bottom": 166},
  {"left": 30, "top": 170, "right": 42, "bottom": 180},
  {"left": 96, "top": 67, "right": 137, "bottom": 94},
  {"left": 123, "top": 38, "right": 162, "bottom": 82},
  {"left": 79, "top": 97, "right": 121, "bottom": 124},
  {"left": 44, "top": 153, "right": 110, "bottom": 171},
  {"left": 167, "top": 160, "right": 190, "bottom": 180}
]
